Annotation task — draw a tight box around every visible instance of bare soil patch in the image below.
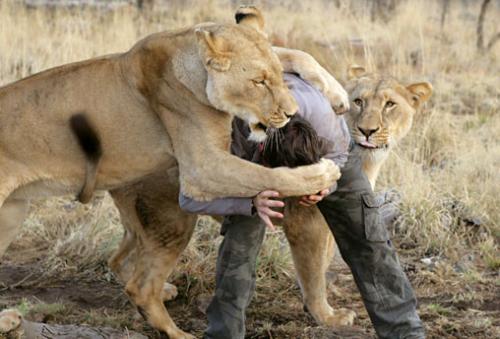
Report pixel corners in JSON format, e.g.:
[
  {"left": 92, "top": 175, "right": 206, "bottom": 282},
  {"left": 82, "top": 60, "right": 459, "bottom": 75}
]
[{"left": 1, "top": 245, "right": 498, "bottom": 338}]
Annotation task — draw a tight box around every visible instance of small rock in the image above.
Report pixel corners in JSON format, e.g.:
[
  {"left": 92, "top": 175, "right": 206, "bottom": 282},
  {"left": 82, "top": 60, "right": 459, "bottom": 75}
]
[
  {"left": 462, "top": 217, "right": 482, "bottom": 227},
  {"left": 421, "top": 258, "right": 433, "bottom": 266},
  {"left": 420, "top": 257, "right": 440, "bottom": 270}
]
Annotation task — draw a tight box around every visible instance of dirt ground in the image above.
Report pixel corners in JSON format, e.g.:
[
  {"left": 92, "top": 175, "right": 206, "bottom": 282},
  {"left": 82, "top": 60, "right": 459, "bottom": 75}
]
[
  {"left": 0, "top": 1, "right": 499, "bottom": 338},
  {"left": 1, "top": 236, "right": 498, "bottom": 338}
]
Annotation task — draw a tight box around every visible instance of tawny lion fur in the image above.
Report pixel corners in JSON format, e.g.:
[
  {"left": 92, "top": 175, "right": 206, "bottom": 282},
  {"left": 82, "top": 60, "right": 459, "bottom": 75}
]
[
  {"left": 108, "top": 52, "right": 433, "bottom": 332},
  {"left": 109, "top": 7, "right": 356, "bottom": 334},
  {"left": 0, "top": 18, "right": 344, "bottom": 339},
  {"left": 107, "top": 23, "right": 356, "bottom": 338},
  {"left": 0, "top": 6, "right": 432, "bottom": 338}
]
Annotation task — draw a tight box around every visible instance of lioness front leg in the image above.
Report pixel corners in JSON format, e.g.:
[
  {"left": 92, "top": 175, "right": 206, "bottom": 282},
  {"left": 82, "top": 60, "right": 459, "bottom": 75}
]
[
  {"left": 158, "top": 107, "right": 340, "bottom": 201},
  {"left": 182, "top": 154, "right": 340, "bottom": 201},
  {"left": 283, "top": 204, "right": 356, "bottom": 327},
  {"left": 273, "top": 46, "right": 349, "bottom": 114},
  {"left": 108, "top": 229, "right": 136, "bottom": 278}
]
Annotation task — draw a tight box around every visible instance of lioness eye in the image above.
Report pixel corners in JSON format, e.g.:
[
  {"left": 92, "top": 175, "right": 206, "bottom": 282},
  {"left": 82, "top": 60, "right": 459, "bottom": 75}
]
[
  {"left": 385, "top": 100, "right": 396, "bottom": 108},
  {"left": 252, "top": 79, "right": 266, "bottom": 86},
  {"left": 353, "top": 98, "right": 363, "bottom": 107}
]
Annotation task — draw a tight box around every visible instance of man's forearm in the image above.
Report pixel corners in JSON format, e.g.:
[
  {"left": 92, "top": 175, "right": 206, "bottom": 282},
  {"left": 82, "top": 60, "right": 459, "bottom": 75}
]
[{"left": 179, "top": 194, "right": 254, "bottom": 216}]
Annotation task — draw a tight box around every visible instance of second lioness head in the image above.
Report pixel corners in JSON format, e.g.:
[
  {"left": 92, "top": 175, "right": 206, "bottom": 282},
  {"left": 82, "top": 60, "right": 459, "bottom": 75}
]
[{"left": 345, "top": 66, "right": 432, "bottom": 150}]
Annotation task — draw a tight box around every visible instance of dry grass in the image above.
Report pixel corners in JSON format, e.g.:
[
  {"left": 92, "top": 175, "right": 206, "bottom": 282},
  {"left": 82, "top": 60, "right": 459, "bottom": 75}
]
[{"left": 0, "top": 0, "right": 499, "bottom": 338}]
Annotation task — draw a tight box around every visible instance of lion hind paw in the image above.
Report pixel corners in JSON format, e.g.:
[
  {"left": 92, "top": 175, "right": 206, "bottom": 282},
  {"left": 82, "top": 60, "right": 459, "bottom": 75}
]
[
  {"left": 331, "top": 308, "right": 357, "bottom": 326},
  {"left": 312, "top": 306, "right": 357, "bottom": 327},
  {"left": 161, "top": 282, "right": 178, "bottom": 302}
]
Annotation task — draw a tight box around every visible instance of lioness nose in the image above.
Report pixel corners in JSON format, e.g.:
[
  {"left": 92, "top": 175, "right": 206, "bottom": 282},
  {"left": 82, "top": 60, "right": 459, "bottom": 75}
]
[
  {"left": 358, "top": 127, "right": 379, "bottom": 138},
  {"left": 279, "top": 90, "right": 298, "bottom": 119}
]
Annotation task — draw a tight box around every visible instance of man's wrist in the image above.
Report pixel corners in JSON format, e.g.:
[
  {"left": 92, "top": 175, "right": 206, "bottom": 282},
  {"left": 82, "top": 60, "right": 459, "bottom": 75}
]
[{"left": 251, "top": 198, "right": 257, "bottom": 215}]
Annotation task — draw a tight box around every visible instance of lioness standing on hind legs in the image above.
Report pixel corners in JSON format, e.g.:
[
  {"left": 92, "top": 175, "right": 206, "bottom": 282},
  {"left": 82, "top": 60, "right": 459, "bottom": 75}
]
[
  {"left": 0, "top": 17, "right": 343, "bottom": 339},
  {"left": 178, "top": 7, "right": 430, "bottom": 339}
]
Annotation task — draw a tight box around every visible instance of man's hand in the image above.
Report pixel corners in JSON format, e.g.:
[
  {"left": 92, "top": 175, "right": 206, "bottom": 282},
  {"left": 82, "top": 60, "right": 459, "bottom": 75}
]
[
  {"left": 299, "top": 188, "right": 330, "bottom": 207},
  {"left": 253, "top": 190, "right": 285, "bottom": 231}
]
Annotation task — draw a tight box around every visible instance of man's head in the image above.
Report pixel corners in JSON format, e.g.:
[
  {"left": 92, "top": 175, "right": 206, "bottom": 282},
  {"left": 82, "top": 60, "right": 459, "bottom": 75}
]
[{"left": 261, "top": 115, "right": 328, "bottom": 168}]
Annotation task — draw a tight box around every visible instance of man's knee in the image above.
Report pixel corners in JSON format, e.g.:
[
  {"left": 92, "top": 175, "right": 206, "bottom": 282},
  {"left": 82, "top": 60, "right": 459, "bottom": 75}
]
[
  {"left": 319, "top": 190, "right": 388, "bottom": 244},
  {"left": 215, "top": 214, "right": 265, "bottom": 284},
  {"left": 318, "top": 151, "right": 384, "bottom": 243}
]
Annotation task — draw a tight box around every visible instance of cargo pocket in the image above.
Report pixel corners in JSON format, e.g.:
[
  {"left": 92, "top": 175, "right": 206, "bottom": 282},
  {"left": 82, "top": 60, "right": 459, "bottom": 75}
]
[{"left": 362, "top": 193, "right": 389, "bottom": 242}]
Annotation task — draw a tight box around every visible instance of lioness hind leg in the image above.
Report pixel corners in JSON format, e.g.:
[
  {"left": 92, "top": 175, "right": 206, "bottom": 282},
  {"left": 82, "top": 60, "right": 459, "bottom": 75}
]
[
  {"left": 119, "top": 219, "right": 195, "bottom": 339},
  {"left": 108, "top": 185, "right": 147, "bottom": 283},
  {"left": 108, "top": 205, "right": 181, "bottom": 303},
  {"left": 126, "top": 247, "right": 195, "bottom": 339},
  {"left": 110, "top": 173, "right": 197, "bottom": 338},
  {"left": 0, "top": 199, "right": 29, "bottom": 259},
  {"left": 108, "top": 227, "right": 137, "bottom": 280},
  {"left": 283, "top": 205, "right": 356, "bottom": 327}
]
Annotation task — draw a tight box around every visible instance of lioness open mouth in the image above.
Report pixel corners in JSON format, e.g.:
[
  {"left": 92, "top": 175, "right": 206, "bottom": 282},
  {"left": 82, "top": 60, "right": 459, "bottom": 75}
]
[
  {"left": 256, "top": 122, "right": 267, "bottom": 131},
  {"left": 248, "top": 122, "right": 270, "bottom": 142},
  {"left": 249, "top": 122, "right": 268, "bottom": 133}
]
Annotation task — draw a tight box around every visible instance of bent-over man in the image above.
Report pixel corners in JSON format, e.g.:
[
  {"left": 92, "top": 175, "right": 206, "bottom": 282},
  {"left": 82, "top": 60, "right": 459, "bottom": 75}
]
[{"left": 180, "top": 73, "right": 425, "bottom": 339}]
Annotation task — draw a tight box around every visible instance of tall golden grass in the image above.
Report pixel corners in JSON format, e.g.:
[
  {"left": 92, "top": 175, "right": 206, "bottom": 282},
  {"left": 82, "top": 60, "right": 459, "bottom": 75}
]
[{"left": 1, "top": 1, "right": 498, "bottom": 335}]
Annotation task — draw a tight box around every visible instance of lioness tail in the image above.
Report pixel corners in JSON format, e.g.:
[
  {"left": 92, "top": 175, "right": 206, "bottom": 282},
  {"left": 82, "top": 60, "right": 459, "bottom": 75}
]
[{"left": 69, "top": 113, "right": 102, "bottom": 204}]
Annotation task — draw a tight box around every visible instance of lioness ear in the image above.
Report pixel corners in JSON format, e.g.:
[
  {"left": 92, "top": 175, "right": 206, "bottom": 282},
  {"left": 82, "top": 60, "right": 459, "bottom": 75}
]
[
  {"left": 406, "top": 82, "right": 433, "bottom": 107},
  {"left": 235, "top": 5, "right": 266, "bottom": 35},
  {"left": 347, "top": 65, "right": 366, "bottom": 79},
  {"left": 195, "top": 28, "right": 232, "bottom": 72}
]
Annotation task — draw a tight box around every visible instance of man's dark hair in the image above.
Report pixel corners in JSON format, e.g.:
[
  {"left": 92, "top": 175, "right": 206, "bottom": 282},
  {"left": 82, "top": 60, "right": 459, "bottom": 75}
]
[{"left": 260, "top": 115, "right": 328, "bottom": 168}]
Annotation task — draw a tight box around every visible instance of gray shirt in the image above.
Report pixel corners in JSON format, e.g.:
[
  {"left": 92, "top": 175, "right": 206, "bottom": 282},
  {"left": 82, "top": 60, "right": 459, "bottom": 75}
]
[{"left": 179, "top": 73, "right": 351, "bottom": 216}]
